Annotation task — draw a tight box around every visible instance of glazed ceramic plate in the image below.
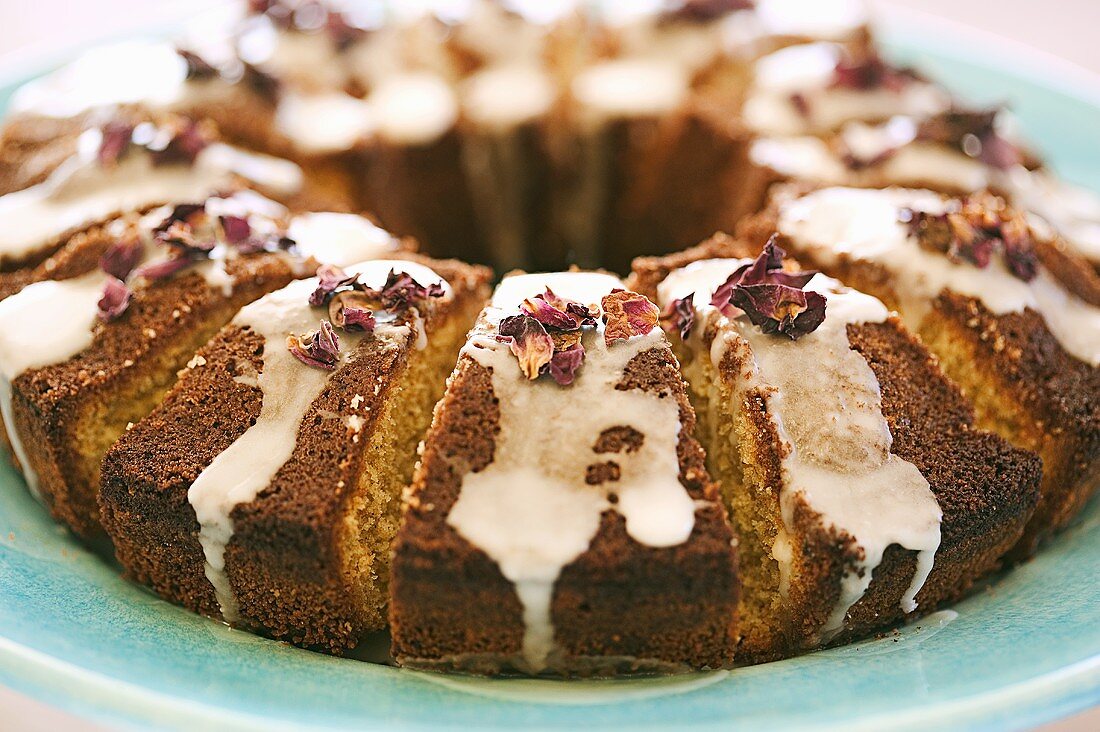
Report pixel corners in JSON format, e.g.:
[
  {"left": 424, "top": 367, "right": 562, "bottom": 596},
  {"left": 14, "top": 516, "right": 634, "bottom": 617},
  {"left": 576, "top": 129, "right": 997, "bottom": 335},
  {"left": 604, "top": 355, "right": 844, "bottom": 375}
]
[{"left": 1, "top": 12, "right": 1098, "bottom": 731}]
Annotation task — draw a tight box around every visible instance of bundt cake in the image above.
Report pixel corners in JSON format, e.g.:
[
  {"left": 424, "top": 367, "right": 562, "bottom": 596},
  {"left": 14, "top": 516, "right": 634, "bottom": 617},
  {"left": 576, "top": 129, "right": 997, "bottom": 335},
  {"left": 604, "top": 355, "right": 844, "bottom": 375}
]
[
  {"left": 0, "top": 0, "right": 1096, "bottom": 680},
  {"left": 99, "top": 255, "right": 490, "bottom": 650},
  {"left": 0, "top": 189, "right": 407, "bottom": 539},
  {"left": 740, "top": 187, "right": 1100, "bottom": 556},
  {"left": 390, "top": 271, "right": 738, "bottom": 675},
  {"left": 631, "top": 235, "right": 1040, "bottom": 661}
]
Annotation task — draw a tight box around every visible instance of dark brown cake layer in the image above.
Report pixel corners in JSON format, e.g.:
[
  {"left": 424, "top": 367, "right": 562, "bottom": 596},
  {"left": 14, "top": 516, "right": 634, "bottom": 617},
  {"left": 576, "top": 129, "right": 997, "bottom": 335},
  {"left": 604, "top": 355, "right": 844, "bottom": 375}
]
[
  {"left": 391, "top": 319, "right": 740, "bottom": 675},
  {"left": 100, "top": 255, "right": 490, "bottom": 651}
]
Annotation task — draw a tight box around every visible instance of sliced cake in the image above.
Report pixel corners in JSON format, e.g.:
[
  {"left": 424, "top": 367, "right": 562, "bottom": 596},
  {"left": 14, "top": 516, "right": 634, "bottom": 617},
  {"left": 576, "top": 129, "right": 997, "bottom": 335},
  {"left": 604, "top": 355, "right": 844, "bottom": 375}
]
[
  {"left": 100, "top": 256, "right": 490, "bottom": 651},
  {"left": 0, "top": 195, "right": 410, "bottom": 539},
  {"left": 741, "top": 187, "right": 1100, "bottom": 556},
  {"left": 631, "top": 235, "right": 1041, "bottom": 661},
  {"left": 391, "top": 271, "right": 739, "bottom": 676}
]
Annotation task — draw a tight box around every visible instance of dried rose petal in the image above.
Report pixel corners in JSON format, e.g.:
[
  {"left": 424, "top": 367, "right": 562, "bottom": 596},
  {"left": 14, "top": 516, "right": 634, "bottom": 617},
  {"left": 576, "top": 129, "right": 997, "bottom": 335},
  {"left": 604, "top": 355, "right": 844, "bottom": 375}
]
[
  {"left": 177, "top": 48, "right": 217, "bottom": 80},
  {"left": 97, "top": 277, "right": 132, "bottom": 321},
  {"left": 219, "top": 215, "right": 252, "bottom": 245},
  {"left": 97, "top": 122, "right": 134, "bottom": 167},
  {"left": 309, "top": 264, "right": 362, "bottom": 306},
  {"left": 372, "top": 269, "right": 446, "bottom": 310},
  {"left": 328, "top": 290, "right": 377, "bottom": 333},
  {"left": 99, "top": 236, "right": 145, "bottom": 280},
  {"left": 155, "top": 203, "right": 206, "bottom": 234},
  {"left": 521, "top": 288, "right": 598, "bottom": 331},
  {"left": 916, "top": 108, "right": 1022, "bottom": 171},
  {"left": 549, "top": 344, "right": 585, "bottom": 386},
  {"left": 789, "top": 92, "right": 811, "bottom": 118},
  {"left": 710, "top": 238, "right": 827, "bottom": 340},
  {"left": 287, "top": 320, "right": 341, "bottom": 370},
  {"left": 499, "top": 314, "right": 554, "bottom": 380},
  {"left": 149, "top": 119, "right": 211, "bottom": 166},
  {"left": 662, "top": 0, "right": 754, "bottom": 23},
  {"left": 661, "top": 294, "right": 696, "bottom": 340},
  {"left": 730, "top": 283, "right": 827, "bottom": 340},
  {"left": 832, "top": 53, "right": 919, "bottom": 92},
  {"left": 601, "top": 290, "right": 660, "bottom": 346}
]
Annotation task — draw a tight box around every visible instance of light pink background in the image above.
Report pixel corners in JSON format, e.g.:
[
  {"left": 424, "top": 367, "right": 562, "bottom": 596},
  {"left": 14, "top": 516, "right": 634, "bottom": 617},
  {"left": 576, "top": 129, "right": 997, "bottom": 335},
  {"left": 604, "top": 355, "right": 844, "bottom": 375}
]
[{"left": 0, "top": 0, "right": 1095, "bottom": 729}]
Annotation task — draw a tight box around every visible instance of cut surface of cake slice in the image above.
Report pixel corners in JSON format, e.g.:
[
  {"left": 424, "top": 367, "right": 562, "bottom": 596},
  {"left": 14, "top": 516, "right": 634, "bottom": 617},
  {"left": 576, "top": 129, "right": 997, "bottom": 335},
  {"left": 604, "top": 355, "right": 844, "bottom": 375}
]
[
  {"left": 99, "top": 255, "right": 490, "bottom": 651},
  {"left": 741, "top": 187, "right": 1099, "bottom": 556},
  {"left": 0, "top": 194, "right": 408, "bottom": 539},
  {"left": 391, "top": 271, "right": 739, "bottom": 676},
  {"left": 631, "top": 236, "right": 1040, "bottom": 661}
]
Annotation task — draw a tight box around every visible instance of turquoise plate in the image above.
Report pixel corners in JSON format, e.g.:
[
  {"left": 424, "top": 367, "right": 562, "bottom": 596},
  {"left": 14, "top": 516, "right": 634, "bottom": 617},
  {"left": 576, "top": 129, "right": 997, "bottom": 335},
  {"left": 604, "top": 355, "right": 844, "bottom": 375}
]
[{"left": 1, "top": 13, "right": 1098, "bottom": 731}]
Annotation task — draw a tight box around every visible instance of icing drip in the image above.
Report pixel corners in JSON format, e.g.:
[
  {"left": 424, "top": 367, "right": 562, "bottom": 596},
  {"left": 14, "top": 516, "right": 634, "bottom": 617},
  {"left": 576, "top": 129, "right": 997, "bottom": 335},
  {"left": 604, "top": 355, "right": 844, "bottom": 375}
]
[
  {"left": 275, "top": 91, "right": 374, "bottom": 153},
  {"left": 288, "top": 212, "right": 400, "bottom": 267},
  {"left": 658, "top": 261, "right": 941, "bottom": 638},
  {"left": 776, "top": 187, "right": 1100, "bottom": 366},
  {"left": 446, "top": 272, "right": 696, "bottom": 672},
  {"left": 188, "top": 260, "right": 450, "bottom": 622},
  {"left": 0, "top": 129, "right": 302, "bottom": 263},
  {"left": 743, "top": 43, "right": 950, "bottom": 135}
]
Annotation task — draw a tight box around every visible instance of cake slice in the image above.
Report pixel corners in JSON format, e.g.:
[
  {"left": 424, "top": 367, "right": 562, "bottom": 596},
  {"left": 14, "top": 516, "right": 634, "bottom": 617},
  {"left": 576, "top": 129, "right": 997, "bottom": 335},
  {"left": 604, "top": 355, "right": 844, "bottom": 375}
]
[
  {"left": 741, "top": 187, "right": 1100, "bottom": 556},
  {"left": 631, "top": 235, "right": 1040, "bottom": 661},
  {"left": 0, "top": 113, "right": 319, "bottom": 279},
  {"left": 390, "top": 271, "right": 739, "bottom": 676},
  {"left": 0, "top": 194, "right": 409, "bottom": 539},
  {"left": 100, "top": 256, "right": 490, "bottom": 651}
]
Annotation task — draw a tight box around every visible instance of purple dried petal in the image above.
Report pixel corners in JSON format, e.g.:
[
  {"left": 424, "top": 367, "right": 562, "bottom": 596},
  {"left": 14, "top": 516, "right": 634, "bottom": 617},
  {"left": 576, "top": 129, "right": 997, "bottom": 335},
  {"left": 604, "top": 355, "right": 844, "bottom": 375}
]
[
  {"left": 549, "top": 344, "right": 585, "bottom": 386},
  {"left": 663, "top": 0, "right": 754, "bottom": 23},
  {"left": 154, "top": 203, "right": 206, "bottom": 234},
  {"left": 499, "top": 314, "right": 554, "bottom": 380},
  {"left": 99, "top": 236, "right": 145, "bottom": 280},
  {"left": 711, "top": 237, "right": 816, "bottom": 315},
  {"left": 328, "top": 290, "right": 377, "bottom": 333},
  {"left": 287, "top": 320, "right": 341, "bottom": 370},
  {"left": 832, "top": 53, "right": 918, "bottom": 92},
  {"left": 601, "top": 290, "right": 660, "bottom": 346},
  {"left": 520, "top": 288, "right": 598, "bottom": 331},
  {"left": 177, "top": 48, "right": 217, "bottom": 80},
  {"left": 97, "top": 122, "right": 134, "bottom": 167},
  {"left": 730, "top": 283, "right": 826, "bottom": 340},
  {"left": 149, "top": 119, "right": 210, "bottom": 166},
  {"left": 132, "top": 256, "right": 192, "bottom": 282},
  {"left": 309, "top": 264, "right": 361, "bottom": 306},
  {"left": 661, "top": 294, "right": 696, "bottom": 340},
  {"left": 219, "top": 215, "right": 252, "bottom": 245},
  {"left": 97, "top": 277, "right": 132, "bottom": 321},
  {"left": 916, "top": 108, "right": 1023, "bottom": 171},
  {"left": 339, "top": 307, "right": 376, "bottom": 332},
  {"left": 372, "top": 269, "right": 446, "bottom": 310}
]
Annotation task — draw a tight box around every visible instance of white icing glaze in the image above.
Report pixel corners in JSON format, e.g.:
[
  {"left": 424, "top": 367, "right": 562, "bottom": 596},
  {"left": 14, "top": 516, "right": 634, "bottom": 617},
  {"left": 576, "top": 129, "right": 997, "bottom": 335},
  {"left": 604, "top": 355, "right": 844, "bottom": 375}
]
[
  {"left": 189, "top": 259, "right": 450, "bottom": 622},
  {"left": 754, "top": 0, "right": 869, "bottom": 41},
  {"left": 288, "top": 213, "right": 400, "bottom": 267},
  {"left": 776, "top": 187, "right": 1100, "bottom": 366},
  {"left": 10, "top": 41, "right": 193, "bottom": 118},
  {"left": 370, "top": 72, "right": 459, "bottom": 144},
  {"left": 0, "top": 129, "right": 302, "bottom": 263},
  {"left": 275, "top": 91, "right": 374, "bottom": 153},
  {"left": 462, "top": 65, "right": 556, "bottom": 129},
  {"left": 446, "top": 272, "right": 696, "bottom": 672},
  {"left": 1009, "top": 168, "right": 1100, "bottom": 262},
  {"left": 658, "top": 261, "right": 940, "bottom": 636},
  {"left": 744, "top": 43, "right": 950, "bottom": 135},
  {"left": 751, "top": 117, "right": 992, "bottom": 192},
  {"left": 571, "top": 59, "right": 689, "bottom": 121}
]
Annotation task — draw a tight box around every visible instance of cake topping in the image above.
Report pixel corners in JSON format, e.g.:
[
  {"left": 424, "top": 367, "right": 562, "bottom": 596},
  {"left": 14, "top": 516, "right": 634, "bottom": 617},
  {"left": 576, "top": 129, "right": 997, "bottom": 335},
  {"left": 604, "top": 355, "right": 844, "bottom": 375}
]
[
  {"left": 498, "top": 315, "right": 555, "bottom": 380},
  {"left": 97, "top": 118, "right": 214, "bottom": 169},
  {"left": 601, "top": 289, "right": 660, "bottom": 345},
  {"left": 176, "top": 48, "right": 218, "bottom": 81},
  {"left": 99, "top": 236, "right": 144, "bottom": 280},
  {"left": 287, "top": 319, "right": 341, "bottom": 370},
  {"left": 901, "top": 193, "right": 1038, "bottom": 282},
  {"left": 308, "top": 264, "right": 444, "bottom": 329},
  {"left": 661, "top": 293, "right": 696, "bottom": 340},
  {"left": 916, "top": 108, "right": 1023, "bottom": 170},
  {"left": 711, "top": 238, "right": 826, "bottom": 340},
  {"left": 661, "top": 0, "right": 754, "bottom": 23},
  {"left": 96, "top": 277, "right": 132, "bottom": 322},
  {"left": 830, "top": 51, "right": 918, "bottom": 93},
  {"left": 520, "top": 288, "right": 598, "bottom": 331}
]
